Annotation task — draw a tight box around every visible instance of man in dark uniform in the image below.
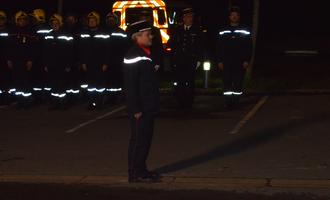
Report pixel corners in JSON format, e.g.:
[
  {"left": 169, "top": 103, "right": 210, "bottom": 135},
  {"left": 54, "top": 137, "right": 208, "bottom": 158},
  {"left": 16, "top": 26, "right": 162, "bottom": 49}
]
[
  {"left": 63, "top": 13, "right": 81, "bottom": 102},
  {"left": 31, "top": 9, "right": 51, "bottom": 100},
  {"left": 79, "top": 11, "right": 109, "bottom": 109},
  {"left": 105, "top": 12, "right": 128, "bottom": 96},
  {"left": 216, "top": 7, "right": 252, "bottom": 108},
  {"left": 0, "top": 11, "right": 11, "bottom": 105},
  {"left": 169, "top": 8, "right": 202, "bottom": 109},
  {"left": 124, "top": 20, "right": 161, "bottom": 183},
  {"left": 7, "top": 11, "right": 38, "bottom": 108},
  {"left": 43, "top": 14, "right": 74, "bottom": 109}
]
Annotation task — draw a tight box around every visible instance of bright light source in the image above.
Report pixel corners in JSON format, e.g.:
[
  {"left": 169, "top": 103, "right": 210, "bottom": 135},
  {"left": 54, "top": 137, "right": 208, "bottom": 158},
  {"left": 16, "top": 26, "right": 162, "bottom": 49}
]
[{"left": 203, "top": 61, "right": 211, "bottom": 71}]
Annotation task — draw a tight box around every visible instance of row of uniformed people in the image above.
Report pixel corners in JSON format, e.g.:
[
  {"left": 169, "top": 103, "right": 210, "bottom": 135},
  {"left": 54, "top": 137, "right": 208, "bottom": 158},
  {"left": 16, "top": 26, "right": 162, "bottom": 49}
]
[
  {"left": 169, "top": 7, "right": 252, "bottom": 110},
  {"left": 0, "top": 10, "right": 129, "bottom": 109}
]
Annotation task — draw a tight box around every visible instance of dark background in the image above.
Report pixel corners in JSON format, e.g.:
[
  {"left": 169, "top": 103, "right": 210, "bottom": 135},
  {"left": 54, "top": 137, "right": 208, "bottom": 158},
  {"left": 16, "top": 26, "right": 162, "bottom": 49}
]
[{"left": 2, "top": 0, "right": 329, "bottom": 61}]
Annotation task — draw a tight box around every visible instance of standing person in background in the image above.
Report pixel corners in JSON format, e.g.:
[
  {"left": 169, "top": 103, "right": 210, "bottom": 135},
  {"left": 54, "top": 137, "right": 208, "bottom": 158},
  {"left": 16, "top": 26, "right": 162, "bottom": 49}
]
[
  {"left": 79, "top": 11, "right": 109, "bottom": 109},
  {"left": 216, "top": 7, "right": 252, "bottom": 109},
  {"left": 43, "top": 14, "right": 74, "bottom": 109},
  {"left": 7, "top": 11, "right": 38, "bottom": 108},
  {"left": 0, "top": 11, "right": 11, "bottom": 105},
  {"left": 169, "top": 8, "right": 202, "bottom": 110},
  {"left": 31, "top": 9, "right": 50, "bottom": 102},
  {"left": 105, "top": 12, "right": 128, "bottom": 100}
]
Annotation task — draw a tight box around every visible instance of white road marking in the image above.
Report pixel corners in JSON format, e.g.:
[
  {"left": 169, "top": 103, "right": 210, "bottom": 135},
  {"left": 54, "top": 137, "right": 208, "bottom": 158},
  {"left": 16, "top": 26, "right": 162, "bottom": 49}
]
[
  {"left": 65, "top": 105, "right": 126, "bottom": 134},
  {"left": 229, "top": 96, "right": 269, "bottom": 134}
]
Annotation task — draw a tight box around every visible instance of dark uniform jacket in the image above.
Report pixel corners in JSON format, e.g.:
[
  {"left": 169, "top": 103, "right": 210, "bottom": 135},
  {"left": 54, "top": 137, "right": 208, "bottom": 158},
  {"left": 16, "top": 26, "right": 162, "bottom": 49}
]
[
  {"left": 169, "top": 24, "right": 203, "bottom": 64},
  {"left": 79, "top": 28, "right": 109, "bottom": 69},
  {"left": 42, "top": 30, "right": 74, "bottom": 70},
  {"left": 7, "top": 26, "right": 38, "bottom": 64},
  {"left": 216, "top": 25, "right": 252, "bottom": 64},
  {"left": 106, "top": 26, "right": 129, "bottom": 68},
  {"left": 0, "top": 27, "right": 9, "bottom": 63},
  {"left": 123, "top": 44, "right": 160, "bottom": 115}
]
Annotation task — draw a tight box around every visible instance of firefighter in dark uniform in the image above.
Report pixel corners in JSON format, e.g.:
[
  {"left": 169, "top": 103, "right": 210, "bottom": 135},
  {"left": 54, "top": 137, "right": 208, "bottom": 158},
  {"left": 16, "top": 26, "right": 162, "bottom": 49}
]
[
  {"left": 7, "top": 11, "right": 38, "bottom": 108},
  {"left": 0, "top": 11, "right": 10, "bottom": 105},
  {"left": 105, "top": 12, "right": 128, "bottom": 97},
  {"left": 124, "top": 20, "right": 161, "bottom": 183},
  {"left": 79, "top": 11, "right": 109, "bottom": 109},
  {"left": 63, "top": 13, "right": 81, "bottom": 102},
  {"left": 216, "top": 7, "right": 252, "bottom": 108},
  {"left": 43, "top": 14, "right": 74, "bottom": 109},
  {"left": 169, "top": 8, "right": 202, "bottom": 109},
  {"left": 31, "top": 9, "right": 51, "bottom": 100}
]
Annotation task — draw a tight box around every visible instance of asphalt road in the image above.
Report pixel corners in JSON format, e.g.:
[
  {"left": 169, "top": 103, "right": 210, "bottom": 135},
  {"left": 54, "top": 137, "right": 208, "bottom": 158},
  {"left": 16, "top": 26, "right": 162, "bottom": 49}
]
[{"left": 0, "top": 94, "right": 330, "bottom": 198}]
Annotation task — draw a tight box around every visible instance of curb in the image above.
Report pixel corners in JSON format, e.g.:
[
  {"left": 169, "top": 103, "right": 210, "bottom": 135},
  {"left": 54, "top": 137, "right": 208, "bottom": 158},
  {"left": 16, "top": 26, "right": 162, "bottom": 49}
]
[{"left": 1, "top": 175, "right": 330, "bottom": 190}]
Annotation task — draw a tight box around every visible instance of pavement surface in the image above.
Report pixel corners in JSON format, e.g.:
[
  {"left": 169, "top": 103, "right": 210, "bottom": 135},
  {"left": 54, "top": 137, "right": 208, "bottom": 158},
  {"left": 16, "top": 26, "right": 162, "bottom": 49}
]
[{"left": 1, "top": 94, "right": 330, "bottom": 199}]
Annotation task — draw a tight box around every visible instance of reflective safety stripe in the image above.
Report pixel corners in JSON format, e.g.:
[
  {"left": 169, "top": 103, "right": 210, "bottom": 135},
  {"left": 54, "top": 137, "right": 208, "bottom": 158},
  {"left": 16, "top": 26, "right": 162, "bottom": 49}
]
[
  {"left": 58, "top": 36, "right": 74, "bottom": 41},
  {"left": 21, "top": 92, "right": 32, "bottom": 97},
  {"left": 66, "top": 89, "right": 80, "bottom": 94},
  {"left": 8, "top": 89, "right": 16, "bottom": 94},
  {"left": 33, "top": 88, "right": 43, "bottom": 91},
  {"left": 45, "top": 36, "right": 54, "bottom": 40},
  {"left": 80, "top": 84, "right": 88, "bottom": 89},
  {"left": 111, "top": 33, "right": 127, "bottom": 38},
  {"left": 233, "top": 92, "right": 243, "bottom": 95},
  {"left": 219, "top": 30, "right": 231, "bottom": 35},
  {"left": 124, "top": 57, "right": 152, "bottom": 64},
  {"left": 37, "top": 29, "right": 53, "bottom": 34},
  {"left": 87, "top": 88, "right": 106, "bottom": 93},
  {"left": 15, "top": 92, "right": 32, "bottom": 97},
  {"left": 106, "top": 88, "right": 122, "bottom": 92},
  {"left": 223, "top": 91, "right": 234, "bottom": 96},
  {"left": 0, "top": 90, "right": 3, "bottom": 94},
  {"left": 51, "top": 93, "right": 66, "bottom": 98},
  {"left": 234, "top": 30, "right": 250, "bottom": 35},
  {"left": 94, "top": 34, "right": 110, "bottom": 39},
  {"left": 80, "top": 34, "right": 91, "bottom": 38},
  {"left": 0, "top": 33, "right": 9, "bottom": 37},
  {"left": 44, "top": 88, "right": 52, "bottom": 91},
  {"left": 173, "top": 82, "right": 178, "bottom": 86}
]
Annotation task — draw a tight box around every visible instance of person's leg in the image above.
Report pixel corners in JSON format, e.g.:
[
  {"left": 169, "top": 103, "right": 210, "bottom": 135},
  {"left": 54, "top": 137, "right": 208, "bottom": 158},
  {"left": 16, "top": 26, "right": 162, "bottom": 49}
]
[
  {"left": 186, "top": 60, "right": 196, "bottom": 108},
  {"left": 128, "top": 115, "right": 138, "bottom": 177},
  {"left": 175, "top": 61, "right": 186, "bottom": 108},
  {"left": 223, "top": 62, "right": 234, "bottom": 108},
  {"left": 232, "top": 62, "right": 246, "bottom": 107},
  {"left": 140, "top": 113, "right": 154, "bottom": 171}
]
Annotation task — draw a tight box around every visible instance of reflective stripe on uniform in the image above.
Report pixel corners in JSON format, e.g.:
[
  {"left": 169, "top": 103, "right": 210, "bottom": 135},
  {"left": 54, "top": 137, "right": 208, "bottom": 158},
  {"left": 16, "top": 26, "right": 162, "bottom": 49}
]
[
  {"left": 233, "top": 92, "right": 243, "bottom": 95},
  {"left": 45, "top": 36, "right": 54, "bottom": 40},
  {"left": 223, "top": 91, "right": 234, "bottom": 96},
  {"left": 87, "top": 88, "right": 106, "bottom": 93},
  {"left": 123, "top": 56, "right": 152, "bottom": 64},
  {"left": 234, "top": 30, "right": 250, "bottom": 35},
  {"left": 0, "top": 32, "right": 9, "bottom": 37},
  {"left": 94, "top": 34, "right": 110, "bottom": 39},
  {"left": 106, "top": 88, "right": 122, "bottom": 92},
  {"left": 80, "top": 34, "right": 91, "bottom": 38},
  {"left": 51, "top": 93, "right": 66, "bottom": 98},
  {"left": 58, "top": 36, "right": 74, "bottom": 41},
  {"left": 219, "top": 30, "right": 231, "bottom": 35},
  {"left": 37, "top": 29, "right": 53, "bottom": 34},
  {"left": 111, "top": 32, "right": 127, "bottom": 38},
  {"left": 66, "top": 89, "right": 80, "bottom": 94}
]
